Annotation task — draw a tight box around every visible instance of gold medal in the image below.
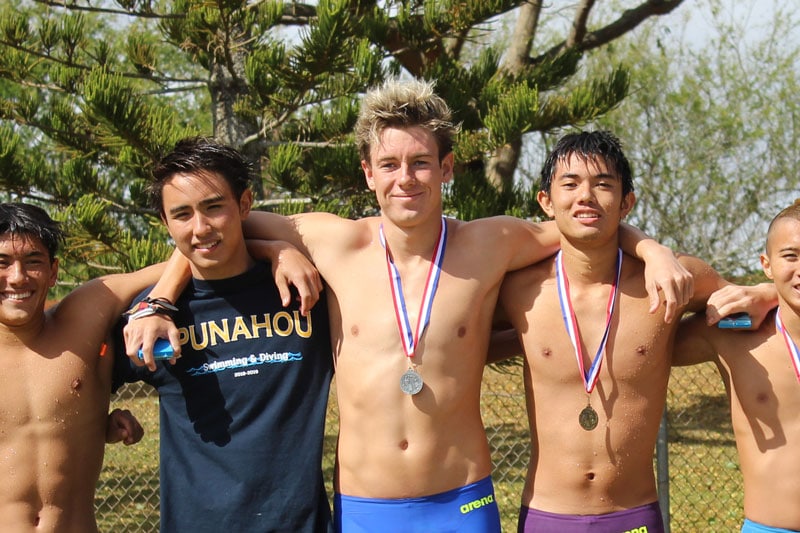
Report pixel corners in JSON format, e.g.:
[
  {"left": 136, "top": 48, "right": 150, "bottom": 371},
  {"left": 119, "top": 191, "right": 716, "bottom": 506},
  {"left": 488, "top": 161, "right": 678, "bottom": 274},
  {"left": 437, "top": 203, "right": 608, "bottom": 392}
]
[{"left": 579, "top": 404, "right": 598, "bottom": 431}]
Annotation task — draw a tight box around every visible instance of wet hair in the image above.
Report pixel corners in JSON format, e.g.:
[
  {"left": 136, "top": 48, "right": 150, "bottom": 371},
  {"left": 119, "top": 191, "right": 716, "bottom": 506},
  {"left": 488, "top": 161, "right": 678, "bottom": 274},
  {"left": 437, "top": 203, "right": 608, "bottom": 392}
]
[
  {"left": 0, "top": 203, "right": 64, "bottom": 262},
  {"left": 149, "top": 137, "right": 253, "bottom": 215},
  {"left": 354, "top": 78, "right": 459, "bottom": 164},
  {"left": 765, "top": 199, "right": 800, "bottom": 253},
  {"left": 540, "top": 130, "right": 634, "bottom": 196}
]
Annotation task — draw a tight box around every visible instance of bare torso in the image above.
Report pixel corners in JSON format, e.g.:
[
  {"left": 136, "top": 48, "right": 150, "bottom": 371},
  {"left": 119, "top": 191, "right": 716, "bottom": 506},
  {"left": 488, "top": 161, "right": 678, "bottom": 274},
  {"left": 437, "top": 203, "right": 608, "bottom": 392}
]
[
  {"left": 317, "top": 216, "right": 510, "bottom": 498},
  {"left": 711, "top": 315, "right": 800, "bottom": 529},
  {"left": 0, "top": 316, "right": 112, "bottom": 533},
  {"left": 501, "top": 253, "right": 675, "bottom": 514}
]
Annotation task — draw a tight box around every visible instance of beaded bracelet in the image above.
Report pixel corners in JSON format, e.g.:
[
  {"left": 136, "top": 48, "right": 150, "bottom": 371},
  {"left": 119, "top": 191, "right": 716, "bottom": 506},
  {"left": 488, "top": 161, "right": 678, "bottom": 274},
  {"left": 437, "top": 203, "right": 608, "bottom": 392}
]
[{"left": 124, "top": 296, "right": 178, "bottom": 321}]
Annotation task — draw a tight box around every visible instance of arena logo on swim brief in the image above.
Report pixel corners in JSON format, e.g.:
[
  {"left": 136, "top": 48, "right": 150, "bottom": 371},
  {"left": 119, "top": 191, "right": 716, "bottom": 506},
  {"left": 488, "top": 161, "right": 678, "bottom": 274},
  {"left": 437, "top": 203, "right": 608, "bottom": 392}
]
[
  {"left": 459, "top": 493, "right": 494, "bottom": 514},
  {"left": 623, "top": 528, "right": 648, "bottom": 533}
]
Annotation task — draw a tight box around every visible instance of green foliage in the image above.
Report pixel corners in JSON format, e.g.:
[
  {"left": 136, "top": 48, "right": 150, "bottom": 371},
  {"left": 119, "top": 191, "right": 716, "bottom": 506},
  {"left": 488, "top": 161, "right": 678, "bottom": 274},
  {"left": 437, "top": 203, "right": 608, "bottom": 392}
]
[
  {"left": 588, "top": 0, "right": 800, "bottom": 276},
  {"left": 0, "top": 0, "right": 688, "bottom": 283}
]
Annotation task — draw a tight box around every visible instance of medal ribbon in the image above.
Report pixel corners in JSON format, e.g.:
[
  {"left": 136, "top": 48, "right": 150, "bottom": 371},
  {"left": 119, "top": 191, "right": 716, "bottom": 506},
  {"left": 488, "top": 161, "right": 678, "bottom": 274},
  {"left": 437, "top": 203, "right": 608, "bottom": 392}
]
[
  {"left": 555, "top": 248, "right": 622, "bottom": 394},
  {"left": 380, "top": 216, "right": 447, "bottom": 362},
  {"left": 775, "top": 308, "right": 800, "bottom": 383}
]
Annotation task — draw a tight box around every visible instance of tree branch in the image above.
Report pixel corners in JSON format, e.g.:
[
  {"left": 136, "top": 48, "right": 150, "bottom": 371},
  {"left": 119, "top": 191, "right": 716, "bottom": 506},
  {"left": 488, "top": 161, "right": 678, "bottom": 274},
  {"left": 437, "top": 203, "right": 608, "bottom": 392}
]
[{"left": 532, "top": 0, "right": 685, "bottom": 64}]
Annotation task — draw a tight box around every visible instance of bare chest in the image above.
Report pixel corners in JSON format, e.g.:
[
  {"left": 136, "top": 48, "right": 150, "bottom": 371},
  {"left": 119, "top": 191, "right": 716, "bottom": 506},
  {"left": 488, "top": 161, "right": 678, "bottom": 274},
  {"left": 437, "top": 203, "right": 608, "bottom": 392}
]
[
  {"left": 723, "top": 337, "right": 800, "bottom": 417},
  {"left": 0, "top": 350, "right": 107, "bottom": 433},
  {"left": 332, "top": 249, "right": 495, "bottom": 343},
  {"left": 524, "top": 287, "right": 672, "bottom": 386}
]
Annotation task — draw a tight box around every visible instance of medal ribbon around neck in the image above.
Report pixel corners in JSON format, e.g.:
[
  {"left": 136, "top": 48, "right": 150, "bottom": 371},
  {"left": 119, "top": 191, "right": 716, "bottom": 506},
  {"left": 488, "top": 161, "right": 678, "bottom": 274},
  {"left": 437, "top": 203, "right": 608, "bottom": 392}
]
[
  {"left": 555, "top": 248, "right": 622, "bottom": 394},
  {"left": 380, "top": 216, "right": 447, "bottom": 363},
  {"left": 775, "top": 308, "right": 800, "bottom": 383}
]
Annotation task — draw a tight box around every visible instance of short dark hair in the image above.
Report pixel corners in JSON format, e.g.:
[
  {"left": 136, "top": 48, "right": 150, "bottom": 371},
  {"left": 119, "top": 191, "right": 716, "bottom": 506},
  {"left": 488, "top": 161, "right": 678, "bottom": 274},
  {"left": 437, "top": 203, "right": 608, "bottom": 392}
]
[
  {"left": 149, "top": 137, "right": 254, "bottom": 215},
  {"left": 766, "top": 199, "right": 800, "bottom": 254},
  {"left": 540, "top": 130, "right": 634, "bottom": 196},
  {"left": 0, "top": 203, "right": 65, "bottom": 262}
]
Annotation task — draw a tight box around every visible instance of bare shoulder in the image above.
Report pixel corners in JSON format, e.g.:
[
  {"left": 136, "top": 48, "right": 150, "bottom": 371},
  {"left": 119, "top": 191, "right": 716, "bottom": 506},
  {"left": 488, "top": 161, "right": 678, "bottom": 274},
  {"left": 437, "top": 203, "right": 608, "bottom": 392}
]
[
  {"left": 456, "top": 216, "right": 539, "bottom": 242},
  {"left": 49, "top": 277, "right": 119, "bottom": 329},
  {"left": 293, "top": 213, "right": 377, "bottom": 259},
  {"left": 499, "top": 256, "right": 554, "bottom": 309}
]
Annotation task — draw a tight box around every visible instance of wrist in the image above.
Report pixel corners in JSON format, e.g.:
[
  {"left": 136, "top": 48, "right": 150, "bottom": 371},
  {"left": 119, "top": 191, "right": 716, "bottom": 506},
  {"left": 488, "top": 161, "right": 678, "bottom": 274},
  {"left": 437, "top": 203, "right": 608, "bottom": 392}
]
[
  {"left": 124, "top": 296, "right": 178, "bottom": 321},
  {"left": 637, "top": 239, "right": 669, "bottom": 261}
]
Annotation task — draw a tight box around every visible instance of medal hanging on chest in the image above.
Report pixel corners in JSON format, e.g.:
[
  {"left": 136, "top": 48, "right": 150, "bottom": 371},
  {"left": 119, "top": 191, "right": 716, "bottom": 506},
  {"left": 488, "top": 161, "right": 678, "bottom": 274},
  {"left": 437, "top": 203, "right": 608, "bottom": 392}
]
[
  {"left": 381, "top": 217, "right": 448, "bottom": 395},
  {"left": 775, "top": 309, "right": 800, "bottom": 383},
  {"left": 579, "top": 398, "right": 599, "bottom": 431},
  {"left": 555, "top": 249, "right": 622, "bottom": 430}
]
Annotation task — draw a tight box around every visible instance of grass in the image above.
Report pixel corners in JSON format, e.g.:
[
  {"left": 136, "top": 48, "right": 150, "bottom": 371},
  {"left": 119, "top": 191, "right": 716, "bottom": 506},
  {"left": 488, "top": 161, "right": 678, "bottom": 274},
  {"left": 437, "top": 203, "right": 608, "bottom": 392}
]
[{"left": 97, "top": 362, "right": 741, "bottom": 532}]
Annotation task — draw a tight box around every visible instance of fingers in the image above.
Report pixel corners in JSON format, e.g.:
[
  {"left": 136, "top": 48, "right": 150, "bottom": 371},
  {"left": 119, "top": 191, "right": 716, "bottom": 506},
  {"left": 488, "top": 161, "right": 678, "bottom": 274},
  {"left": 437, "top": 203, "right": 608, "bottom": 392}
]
[
  {"left": 296, "top": 272, "right": 323, "bottom": 316},
  {"left": 274, "top": 272, "right": 293, "bottom": 308},
  {"left": 124, "top": 316, "right": 178, "bottom": 371},
  {"left": 106, "top": 408, "right": 145, "bottom": 445}
]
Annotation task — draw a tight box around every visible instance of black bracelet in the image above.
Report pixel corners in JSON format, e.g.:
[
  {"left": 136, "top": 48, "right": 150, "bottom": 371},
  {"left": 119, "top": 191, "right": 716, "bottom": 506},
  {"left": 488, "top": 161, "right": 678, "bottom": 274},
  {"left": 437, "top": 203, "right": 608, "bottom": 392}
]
[{"left": 124, "top": 296, "right": 178, "bottom": 321}]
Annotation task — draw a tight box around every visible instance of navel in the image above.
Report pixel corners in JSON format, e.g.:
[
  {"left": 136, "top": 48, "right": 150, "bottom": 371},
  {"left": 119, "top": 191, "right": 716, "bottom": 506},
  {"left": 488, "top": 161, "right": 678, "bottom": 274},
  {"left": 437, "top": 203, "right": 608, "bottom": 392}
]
[
  {"left": 541, "top": 348, "right": 552, "bottom": 358},
  {"left": 756, "top": 392, "right": 769, "bottom": 403},
  {"left": 586, "top": 471, "right": 596, "bottom": 481},
  {"left": 636, "top": 345, "right": 647, "bottom": 356},
  {"left": 71, "top": 378, "right": 82, "bottom": 391},
  {"left": 398, "top": 439, "right": 409, "bottom": 451},
  {"left": 457, "top": 326, "right": 466, "bottom": 338},
  {"left": 350, "top": 325, "right": 359, "bottom": 337}
]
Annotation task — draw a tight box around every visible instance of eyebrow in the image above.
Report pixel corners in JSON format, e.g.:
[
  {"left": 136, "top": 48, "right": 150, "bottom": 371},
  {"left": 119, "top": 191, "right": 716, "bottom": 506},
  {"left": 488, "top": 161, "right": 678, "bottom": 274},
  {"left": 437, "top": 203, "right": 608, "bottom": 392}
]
[
  {"left": 557, "top": 171, "right": 618, "bottom": 180},
  {"left": 167, "top": 195, "right": 226, "bottom": 217},
  {"left": 0, "top": 249, "right": 47, "bottom": 260},
  {"left": 778, "top": 245, "right": 800, "bottom": 253}
]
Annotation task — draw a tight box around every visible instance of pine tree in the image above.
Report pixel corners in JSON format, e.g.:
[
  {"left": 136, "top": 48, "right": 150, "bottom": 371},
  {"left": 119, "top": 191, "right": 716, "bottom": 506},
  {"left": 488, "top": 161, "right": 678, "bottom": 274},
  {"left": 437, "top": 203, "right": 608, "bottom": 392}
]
[{"left": 0, "top": 0, "right": 685, "bottom": 286}]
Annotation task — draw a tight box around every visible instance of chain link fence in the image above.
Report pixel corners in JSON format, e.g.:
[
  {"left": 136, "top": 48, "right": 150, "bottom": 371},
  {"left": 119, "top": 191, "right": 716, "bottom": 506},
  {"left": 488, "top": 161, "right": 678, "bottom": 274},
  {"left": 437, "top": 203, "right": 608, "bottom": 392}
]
[{"left": 98, "top": 361, "right": 739, "bottom": 532}]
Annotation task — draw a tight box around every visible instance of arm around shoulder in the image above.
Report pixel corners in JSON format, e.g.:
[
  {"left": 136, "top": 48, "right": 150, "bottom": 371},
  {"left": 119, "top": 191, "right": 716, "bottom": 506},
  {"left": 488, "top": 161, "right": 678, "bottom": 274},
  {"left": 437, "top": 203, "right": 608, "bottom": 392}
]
[
  {"left": 54, "top": 255, "right": 177, "bottom": 327},
  {"left": 492, "top": 217, "right": 560, "bottom": 272},
  {"left": 673, "top": 312, "right": 720, "bottom": 367}
]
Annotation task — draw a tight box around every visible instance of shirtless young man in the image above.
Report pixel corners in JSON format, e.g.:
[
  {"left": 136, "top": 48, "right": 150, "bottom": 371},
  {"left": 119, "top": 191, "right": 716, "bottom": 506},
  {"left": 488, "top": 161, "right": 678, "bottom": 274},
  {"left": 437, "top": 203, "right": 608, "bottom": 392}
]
[
  {"left": 128, "top": 81, "right": 692, "bottom": 532},
  {"left": 674, "top": 200, "right": 800, "bottom": 533},
  {"left": 0, "top": 202, "right": 165, "bottom": 533},
  {"left": 499, "top": 131, "right": 777, "bottom": 533}
]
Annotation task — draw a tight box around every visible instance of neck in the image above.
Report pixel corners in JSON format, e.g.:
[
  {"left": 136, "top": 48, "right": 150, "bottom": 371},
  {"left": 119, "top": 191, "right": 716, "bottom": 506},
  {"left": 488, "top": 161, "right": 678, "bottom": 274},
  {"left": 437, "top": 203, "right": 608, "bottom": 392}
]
[
  {"left": 778, "top": 302, "right": 800, "bottom": 336},
  {"left": 380, "top": 214, "right": 444, "bottom": 261},
  {"left": 0, "top": 314, "right": 46, "bottom": 347},
  {"left": 558, "top": 239, "right": 621, "bottom": 286}
]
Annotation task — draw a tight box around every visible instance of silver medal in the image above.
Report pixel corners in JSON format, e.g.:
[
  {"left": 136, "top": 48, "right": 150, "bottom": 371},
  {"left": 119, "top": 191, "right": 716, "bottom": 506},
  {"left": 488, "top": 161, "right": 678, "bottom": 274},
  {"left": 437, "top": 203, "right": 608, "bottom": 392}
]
[
  {"left": 579, "top": 404, "right": 598, "bottom": 431},
  {"left": 400, "top": 368, "right": 424, "bottom": 395}
]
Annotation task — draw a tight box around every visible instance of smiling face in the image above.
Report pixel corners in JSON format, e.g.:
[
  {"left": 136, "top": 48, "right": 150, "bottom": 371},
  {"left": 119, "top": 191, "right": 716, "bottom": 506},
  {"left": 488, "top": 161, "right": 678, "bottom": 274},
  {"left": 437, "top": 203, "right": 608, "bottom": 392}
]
[
  {"left": 761, "top": 217, "right": 800, "bottom": 311},
  {"left": 538, "top": 153, "right": 635, "bottom": 245},
  {"left": 161, "top": 171, "right": 254, "bottom": 280},
  {"left": 0, "top": 233, "right": 57, "bottom": 328},
  {"left": 362, "top": 126, "right": 453, "bottom": 229}
]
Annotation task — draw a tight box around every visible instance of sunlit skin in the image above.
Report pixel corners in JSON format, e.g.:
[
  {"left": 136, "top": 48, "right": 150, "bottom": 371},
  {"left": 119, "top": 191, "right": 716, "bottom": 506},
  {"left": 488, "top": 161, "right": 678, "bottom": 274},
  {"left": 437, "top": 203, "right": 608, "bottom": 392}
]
[
  {"left": 220, "top": 127, "right": 692, "bottom": 500},
  {"left": 127, "top": 126, "right": 698, "bottom": 503},
  {"left": 674, "top": 216, "right": 800, "bottom": 530},
  {"left": 238, "top": 125, "right": 572, "bottom": 499},
  {"left": 0, "top": 235, "right": 57, "bottom": 332},
  {"left": 0, "top": 231, "right": 160, "bottom": 533},
  {"left": 500, "top": 153, "right": 731, "bottom": 516},
  {"left": 160, "top": 171, "right": 255, "bottom": 281}
]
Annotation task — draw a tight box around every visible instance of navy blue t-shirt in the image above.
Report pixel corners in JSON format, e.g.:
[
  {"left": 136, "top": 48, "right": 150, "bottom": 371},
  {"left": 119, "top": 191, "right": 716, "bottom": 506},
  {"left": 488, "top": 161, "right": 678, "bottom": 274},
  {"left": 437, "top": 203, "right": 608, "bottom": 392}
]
[{"left": 114, "top": 262, "right": 334, "bottom": 533}]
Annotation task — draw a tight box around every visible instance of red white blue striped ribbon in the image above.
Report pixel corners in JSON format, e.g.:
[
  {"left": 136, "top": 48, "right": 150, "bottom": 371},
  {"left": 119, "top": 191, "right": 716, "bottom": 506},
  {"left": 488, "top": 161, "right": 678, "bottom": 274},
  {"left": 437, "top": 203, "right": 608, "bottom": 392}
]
[
  {"left": 555, "top": 248, "right": 622, "bottom": 394},
  {"left": 775, "top": 308, "right": 800, "bottom": 383},
  {"left": 380, "top": 216, "right": 447, "bottom": 360}
]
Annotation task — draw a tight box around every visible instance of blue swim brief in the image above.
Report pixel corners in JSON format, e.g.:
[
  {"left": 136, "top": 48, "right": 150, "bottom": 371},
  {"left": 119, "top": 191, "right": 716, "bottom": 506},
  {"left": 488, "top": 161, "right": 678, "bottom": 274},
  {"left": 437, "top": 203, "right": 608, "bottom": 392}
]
[
  {"left": 518, "top": 501, "right": 664, "bottom": 533},
  {"left": 334, "top": 475, "right": 500, "bottom": 533},
  {"left": 742, "top": 518, "right": 800, "bottom": 533}
]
